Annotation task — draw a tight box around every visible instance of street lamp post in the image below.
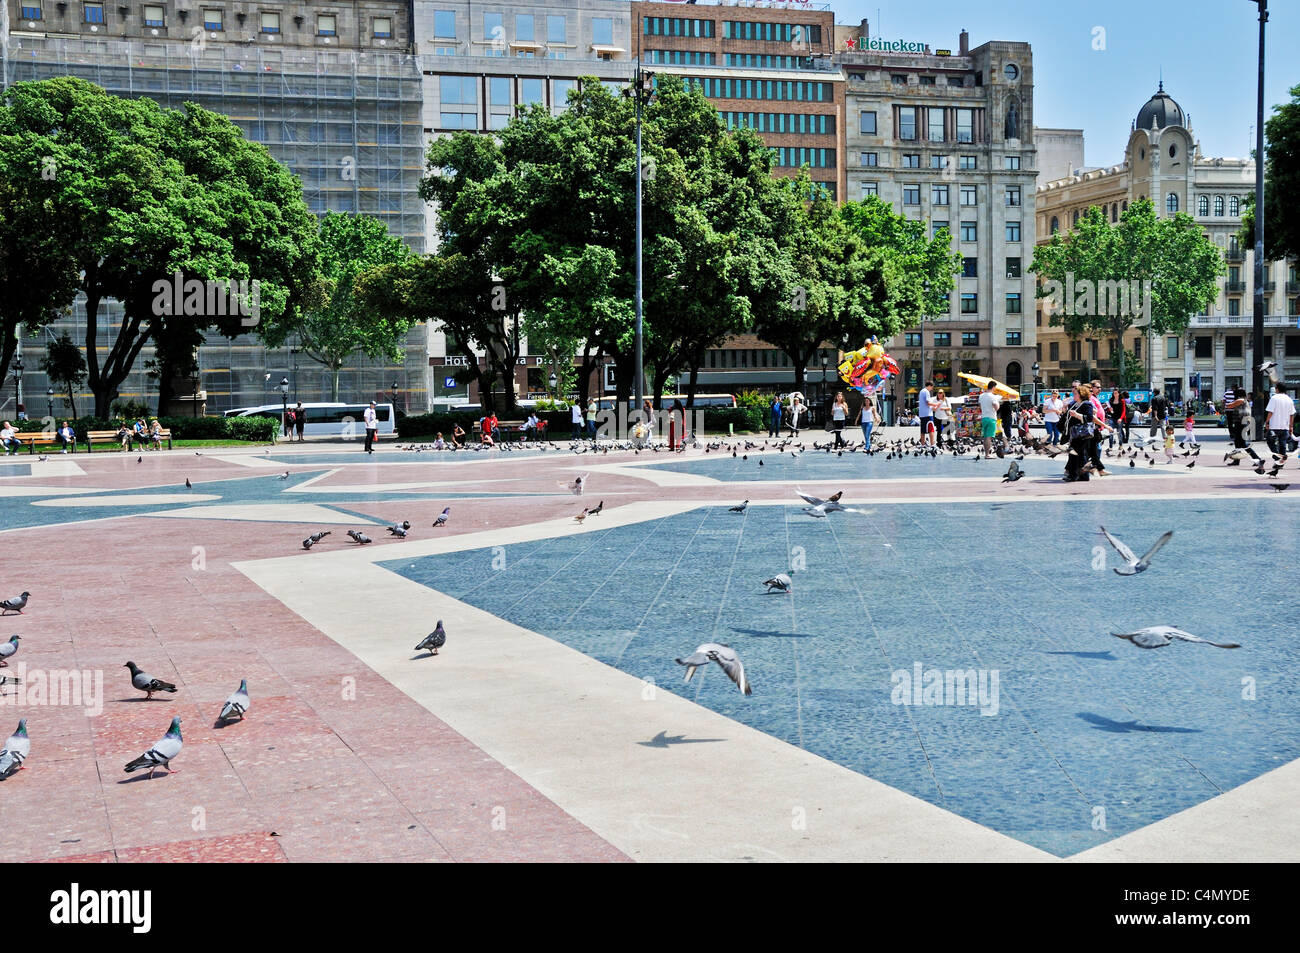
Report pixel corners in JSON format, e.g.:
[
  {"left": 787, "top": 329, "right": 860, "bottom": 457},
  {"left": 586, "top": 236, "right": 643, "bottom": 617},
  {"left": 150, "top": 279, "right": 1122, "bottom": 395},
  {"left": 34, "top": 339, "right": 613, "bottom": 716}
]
[
  {"left": 12, "top": 358, "right": 23, "bottom": 420},
  {"left": 548, "top": 372, "right": 558, "bottom": 398},
  {"left": 631, "top": 60, "right": 654, "bottom": 422},
  {"left": 1248, "top": 0, "right": 1269, "bottom": 433},
  {"left": 1032, "top": 362, "right": 1041, "bottom": 402},
  {"left": 278, "top": 377, "right": 289, "bottom": 438},
  {"left": 821, "top": 355, "right": 829, "bottom": 416},
  {"left": 46, "top": 387, "right": 53, "bottom": 419}
]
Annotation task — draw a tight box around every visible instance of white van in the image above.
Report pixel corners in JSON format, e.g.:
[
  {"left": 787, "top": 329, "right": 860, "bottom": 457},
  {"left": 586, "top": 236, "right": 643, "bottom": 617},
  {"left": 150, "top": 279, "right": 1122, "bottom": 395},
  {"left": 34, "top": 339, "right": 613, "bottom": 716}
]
[{"left": 224, "top": 402, "right": 396, "bottom": 438}]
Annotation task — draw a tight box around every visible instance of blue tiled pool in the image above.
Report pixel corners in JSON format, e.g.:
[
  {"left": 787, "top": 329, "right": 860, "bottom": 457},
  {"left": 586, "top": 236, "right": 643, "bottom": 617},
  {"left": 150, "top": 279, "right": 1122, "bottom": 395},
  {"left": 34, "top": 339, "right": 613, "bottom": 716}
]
[{"left": 383, "top": 497, "right": 1299, "bottom": 856}]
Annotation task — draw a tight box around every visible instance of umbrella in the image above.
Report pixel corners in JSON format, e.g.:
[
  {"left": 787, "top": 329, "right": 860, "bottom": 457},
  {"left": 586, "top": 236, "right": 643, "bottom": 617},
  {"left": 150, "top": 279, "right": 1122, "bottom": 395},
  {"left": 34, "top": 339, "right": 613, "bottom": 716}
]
[{"left": 957, "top": 373, "right": 1018, "bottom": 400}]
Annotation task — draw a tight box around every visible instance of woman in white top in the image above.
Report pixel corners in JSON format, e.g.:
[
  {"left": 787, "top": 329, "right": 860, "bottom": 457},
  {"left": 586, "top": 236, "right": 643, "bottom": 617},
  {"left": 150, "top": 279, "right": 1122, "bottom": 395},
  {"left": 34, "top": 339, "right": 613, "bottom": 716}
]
[
  {"left": 856, "top": 394, "right": 880, "bottom": 449},
  {"left": 830, "top": 392, "right": 848, "bottom": 448},
  {"left": 787, "top": 397, "right": 803, "bottom": 436},
  {"left": 930, "top": 389, "right": 952, "bottom": 442}
]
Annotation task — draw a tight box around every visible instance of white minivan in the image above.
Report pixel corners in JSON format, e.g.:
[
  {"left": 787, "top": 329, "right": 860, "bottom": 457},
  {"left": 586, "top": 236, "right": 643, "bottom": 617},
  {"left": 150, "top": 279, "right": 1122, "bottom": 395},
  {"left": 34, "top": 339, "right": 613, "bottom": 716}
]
[{"left": 224, "top": 402, "right": 396, "bottom": 438}]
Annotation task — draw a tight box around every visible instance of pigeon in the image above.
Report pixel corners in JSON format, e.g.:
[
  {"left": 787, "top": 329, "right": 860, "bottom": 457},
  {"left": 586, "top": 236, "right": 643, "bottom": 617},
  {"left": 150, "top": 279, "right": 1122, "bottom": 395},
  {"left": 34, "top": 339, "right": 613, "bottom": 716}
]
[
  {"left": 0, "top": 720, "right": 29, "bottom": 780},
  {"left": 415, "top": 620, "right": 447, "bottom": 656},
  {"left": 386, "top": 525, "right": 408, "bottom": 537},
  {"left": 218, "top": 679, "right": 249, "bottom": 722},
  {"left": 567, "top": 473, "right": 589, "bottom": 495},
  {"left": 347, "top": 530, "right": 373, "bottom": 544},
  {"left": 729, "top": 500, "right": 749, "bottom": 514},
  {"left": 588, "top": 500, "right": 603, "bottom": 516},
  {"left": 1112, "top": 626, "right": 1240, "bottom": 650},
  {"left": 309, "top": 531, "right": 331, "bottom": 543},
  {"left": 137, "top": 456, "right": 142, "bottom": 463},
  {"left": 0, "top": 592, "right": 29, "bottom": 615},
  {"left": 124, "top": 661, "right": 178, "bottom": 699},
  {"left": 1001, "top": 461, "right": 1023, "bottom": 483},
  {"left": 0, "top": 675, "right": 21, "bottom": 689},
  {"left": 277, "top": 471, "right": 290, "bottom": 480},
  {"left": 1270, "top": 483, "right": 1290, "bottom": 492},
  {"left": 402, "top": 520, "right": 411, "bottom": 530},
  {"left": 123, "top": 717, "right": 183, "bottom": 777},
  {"left": 764, "top": 573, "right": 792, "bottom": 593},
  {"left": 1186, "top": 460, "right": 1196, "bottom": 469},
  {"left": 432, "top": 507, "right": 450, "bottom": 527},
  {"left": 185, "top": 477, "right": 192, "bottom": 489},
  {"left": 1258, "top": 359, "right": 1279, "bottom": 384},
  {"left": 0, "top": 636, "right": 19, "bottom": 667},
  {"left": 675, "top": 643, "right": 752, "bottom": 695},
  {"left": 1099, "top": 527, "right": 1172, "bottom": 576},
  {"left": 795, "top": 489, "right": 863, "bottom": 514},
  {"left": 302, "top": 537, "right": 315, "bottom": 550},
  {"left": 38, "top": 454, "right": 48, "bottom": 462},
  {"left": 575, "top": 508, "right": 588, "bottom": 523}
]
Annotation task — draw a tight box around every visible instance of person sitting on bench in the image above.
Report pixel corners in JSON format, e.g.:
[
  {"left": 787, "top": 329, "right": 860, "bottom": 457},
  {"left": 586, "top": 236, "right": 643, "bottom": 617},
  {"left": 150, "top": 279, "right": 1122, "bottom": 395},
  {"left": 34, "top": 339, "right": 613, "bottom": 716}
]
[
  {"left": 148, "top": 418, "right": 164, "bottom": 448},
  {"left": 117, "top": 423, "right": 134, "bottom": 450},
  {"left": 0, "top": 422, "right": 19, "bottom": 455},
  {"left": 58, "top": 420, "right": 76, "bottom": 453}
]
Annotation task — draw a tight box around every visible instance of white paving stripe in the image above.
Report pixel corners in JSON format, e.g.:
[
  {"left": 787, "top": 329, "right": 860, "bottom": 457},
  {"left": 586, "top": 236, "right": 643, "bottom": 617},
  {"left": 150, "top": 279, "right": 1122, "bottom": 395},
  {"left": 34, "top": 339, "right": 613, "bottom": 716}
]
[{"left": 146, "top": 503, "right": 381, "bottom": 524}]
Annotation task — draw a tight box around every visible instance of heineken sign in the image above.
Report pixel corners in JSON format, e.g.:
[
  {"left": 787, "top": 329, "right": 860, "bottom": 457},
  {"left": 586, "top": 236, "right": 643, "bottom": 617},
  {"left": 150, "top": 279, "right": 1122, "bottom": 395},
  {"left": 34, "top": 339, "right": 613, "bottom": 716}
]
[{"left": 845, "top": 36, "right": 929, "bottom": 54}]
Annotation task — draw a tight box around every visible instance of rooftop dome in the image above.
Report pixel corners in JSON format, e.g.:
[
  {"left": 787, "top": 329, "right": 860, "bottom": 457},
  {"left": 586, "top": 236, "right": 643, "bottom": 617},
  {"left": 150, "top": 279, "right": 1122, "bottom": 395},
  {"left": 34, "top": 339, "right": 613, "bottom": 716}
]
[{"left": 1136, "top": 82, "right": 1185, "bottom": 131}]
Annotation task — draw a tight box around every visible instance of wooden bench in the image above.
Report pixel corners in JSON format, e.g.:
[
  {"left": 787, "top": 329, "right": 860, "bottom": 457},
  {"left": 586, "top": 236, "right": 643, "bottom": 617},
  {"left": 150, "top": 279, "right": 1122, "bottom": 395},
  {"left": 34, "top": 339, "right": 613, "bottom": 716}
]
[
  {"left": 86, "top": 428, "right": 173, "bottom": 452},
  {"left": 7, "top": 432, "right": 72, "bottom": 454}
]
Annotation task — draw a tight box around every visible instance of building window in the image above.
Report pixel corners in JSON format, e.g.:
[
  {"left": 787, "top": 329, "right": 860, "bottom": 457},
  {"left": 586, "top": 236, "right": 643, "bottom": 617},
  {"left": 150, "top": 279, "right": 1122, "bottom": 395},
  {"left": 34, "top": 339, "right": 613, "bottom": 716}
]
[
  {"left": 1072, "top": 209, "right": 1080, "bottom": 226},
  {"left": 892, "top": 74, "right": 908, "bottom": 85},
  {"left": 519, "top": 77, "right": 543, "bottom": 105},
  {"left": 1006, "top": 293, "right": 1022, "bottom": 314},
  {"left": 1050, "top": 216, "right": 1059, "bottom": 234},
  {"left": 956, "top": 109, "right": 973, "bottom": 142},
  {"left": 903, "top": 185, "right": 921, "bottom": 205},
  {"left": 1166, "top": 337, "right": 1179, "bottom": 359},
  {"left": 1192, "top": 336, "right": 1212, "bottom": 359},
  {"left": 1007, "top": 331, "right": 1022, "bottom": 346},
  {"left": 930, "top": 154, "right": 947, "bottom": 169},
  {"left": 1070, "top": 340, "right": 1081, "bottom": 362},
  {"left": 317, "top": 14, "right": 336, "bottom": 36},
  {"left": 960, "top": 295, "right": 978, "bottom": 315},
  {"left": 962, "top": 331, "right": 980, "bottom": 345},
  {"left": 440, "top": 75, "right": 478, "bottom": 129},
  {"left": 959, "top": 185, "right": 977, "bottom": 206},
  {"left": 962, "top": 256, "right": 978, "bottom": 278},
  {"left": 902, "top": 154, "right": 920, "bottom": 168},
  {"left": 928, "top": 108, "right": 944, "bottom": 142},
  {"left": 84, "top": 2, "right": 104, "bottom": 23},
  {"left": 592, "top": 17, "right": 614, "bottom": 46},
  {"left": 898, "top": 107, "right": 917, "bottom": 140},
  {"left": 1214, "top": 195, "right": 1225, "bottom": 216},
  {"left": 1197, "top": 195, "right": 1209, "bottom": 216},
  {"left": 1049, "top": 341, "right": 1060, "bottom": 362},
  {"left": 861, "top": 152, "right": 878, "bottom": 167},
  {"left": 959, "top": 155, "right": 976, "bottom": 170},
  {"left": 1230, "top": 195, "right": 1241, "bottom": 217},
  {"left": 960, "top": 221, "right": 977, "bottom": 242},
  {"left": 1229, "top": 298, "right": 1241, "bottom": 316},
  {"left": 932, "top": 220, "right": 949, "bottom": 238},
  {"left": 1006, "top": 257, "right": 1021, "bottom": 278},
  {"left": 920, "top": 75, "right": 936, "bottom": 86},
  {"left": 261, "top": 11, "right": 280, "bottom": 33},
  {"left": 934, "top": 332, "right": 951, "bottom": 346},
  {"left": 20, "top": 5, "right": 41, "bottom": 20},
  {"left": 516, "top": 13, "right": 535, "bottom": 42},
  {"left": 546, "top": 14, "right": 565, "bottom": 43},
  {"left": 1226, "top": 335, "right": 1244, "bottom": 358},
  {"left": 932, "top": 185, "right": 950, "bottom": 206},
  {"left": 143, "top": 4, "right": 164, "bottom": 27},
  {"left": 1006, "top": 222, "right": 1021, "bottom": 242},
  {"left": 1006, "top": 186, "right": 1021, "bottom": 207},
  {"left": 1166, "top": 192, "right": 1179, "bottom": 214},
  {"left": 861, "top": 182, "right": 879, "bottom": 197},
  {"left": 905, "top": 332, "right": 922, "bottom": 347},
  {"left": 1004, "top": 156, "right": 1020, "bottom": 170},
  {"left": 1134, "top": 337, "right": 1141, "bottom": 359},
  {"left": 370, "top": 16, "right": 391, "bottom": 38},
  {"left": 859, "top": 111, "right": 877, "bottom": 135},
  {"left": 1287, "top": 335, "right": 1300, "bottom": 356}
]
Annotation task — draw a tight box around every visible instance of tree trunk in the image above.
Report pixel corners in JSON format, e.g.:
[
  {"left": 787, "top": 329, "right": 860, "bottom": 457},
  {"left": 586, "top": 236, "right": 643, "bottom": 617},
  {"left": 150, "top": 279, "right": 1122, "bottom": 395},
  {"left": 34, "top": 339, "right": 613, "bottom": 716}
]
[
  {"left": 686, "top": 362, "right": 700, "bottom": 408},
  {"left": 331, "top": 366, "right": 341, "bottom": 401}
]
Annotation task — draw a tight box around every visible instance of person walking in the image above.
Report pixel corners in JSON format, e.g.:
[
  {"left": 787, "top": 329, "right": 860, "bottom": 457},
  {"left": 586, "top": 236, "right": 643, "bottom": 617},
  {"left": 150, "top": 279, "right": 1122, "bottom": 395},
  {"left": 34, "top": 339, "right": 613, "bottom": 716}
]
[
  {"left": 1063, "top": 384, "right": 1096, "bottom": 482},
  {"left": 570, "top": 400, "right": 585, "bottom": 440},
  {"left": 294, "top": 402, "right": 306, "bottom": 442},
  {"left": 787, "top": 396, "right": 803, "bottom": 437},
  {"left": 587, "top": 397, "right": 599, "bottom": 439},
  {"left": 1265, "top": 382, "right": 1296, "bottom": 462},
  {"left": 857, "top": 393, "right": 879, "bottom": 449},
  {"left": 917, "top": 381, "right": 935, "bottom": 447},
  {"left": 978, "top": 382, "right": 1000, "bottom": 458},
  {"left": 831, "top": 392, "right": 848, "bottom": 448},
  {"left": 1181, "top": 407, "right": 1198, "bottom": 447},
  {"left": 1087, "top": 381, "right": 1110, "bottom": 475},
  {"left": 1148, "top": 388, "right": 1167, "bottom": 437},
  {"left": 997, "top": 395, "right": 1015, "bottom": 448},
  {"left": 362, "top": 400, "right": 378, "bottom": 453},
  {"left": 1162, "top": 423, "right": 1177, "bottom": 464},
  {"left": 769, "top": 395, "right": 783, "bottom": 438},
  {"left": 1042, "top": 390, "right": 1064, "bottom": 445},
  {"left": 1222, "top": 389, "right": 1261, "bottom": 465}
]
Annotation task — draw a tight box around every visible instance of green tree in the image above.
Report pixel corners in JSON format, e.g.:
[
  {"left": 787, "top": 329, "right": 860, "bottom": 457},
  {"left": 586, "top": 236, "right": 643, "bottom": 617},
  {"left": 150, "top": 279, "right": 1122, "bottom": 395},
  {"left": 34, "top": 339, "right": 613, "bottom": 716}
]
[
  {"left": 39, "top": 332, "right": 87, "bottom": 419},
  {"left": 1031, "top": 200, "right": 1223, "bottom": 387},
  {"left": 282, "top": 213, "right": 411, "bottom": 400},
  {"left": 1239, "top": 83, "right": 1300, "bottom": 262}
]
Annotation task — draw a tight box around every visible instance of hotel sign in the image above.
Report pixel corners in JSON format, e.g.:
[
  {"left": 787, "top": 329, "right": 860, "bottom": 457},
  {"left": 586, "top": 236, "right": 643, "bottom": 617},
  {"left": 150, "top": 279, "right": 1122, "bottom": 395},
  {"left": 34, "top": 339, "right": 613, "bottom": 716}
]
[{"left": 846, "top": 37, "right": 929, "bottom": 54}]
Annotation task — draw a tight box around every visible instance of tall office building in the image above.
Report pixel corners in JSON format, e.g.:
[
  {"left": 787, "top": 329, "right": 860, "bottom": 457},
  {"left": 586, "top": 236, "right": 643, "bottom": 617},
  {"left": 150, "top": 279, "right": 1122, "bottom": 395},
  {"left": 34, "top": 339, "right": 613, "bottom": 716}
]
[
  {"left": 842, "top": 24, "right": 1039, "bottom": 402},
  {"left": 2, "top": 0, "right": 428, "bottom": 416},
  {"left": 1034, "top": 84, "right": 1299, "bottom": 401}
]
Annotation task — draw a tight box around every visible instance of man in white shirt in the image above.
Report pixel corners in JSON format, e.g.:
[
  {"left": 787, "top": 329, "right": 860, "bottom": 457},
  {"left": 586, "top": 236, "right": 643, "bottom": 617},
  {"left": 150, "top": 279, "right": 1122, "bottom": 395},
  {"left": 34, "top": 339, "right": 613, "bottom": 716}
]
[
  {"left": 571, "top": 401, "right": 584, "bottom": 440},
  {"left": 977, "top": 382, "right": 1001, "bottom": 458},
  {"left": 917, "top": 381, "right": 934, "bottom": 447},
  {"left": 363, "top": 401, "right": 378, "bottom": 453},
  {"left": 0, "top": 421, "right": 19, "bottom": 455},
  {"left": 1265, "top": 383, "right": 1296, "bottom": 461},
  {"left": 1042, "top": 391, "right": 1064, "bottom": 445}
]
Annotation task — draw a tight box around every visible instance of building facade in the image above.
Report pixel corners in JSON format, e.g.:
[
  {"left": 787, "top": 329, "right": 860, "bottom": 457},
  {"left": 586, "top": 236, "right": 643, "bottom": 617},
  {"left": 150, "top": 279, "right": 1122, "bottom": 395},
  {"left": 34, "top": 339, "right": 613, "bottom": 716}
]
[
  {"left": 1033, "top": 84, "right": 1300, "bottom": 402},
  {"left": 841, "top": 26, "right": 1038, "bottom": 404},
  {"left": 2, "top": 0, "right": 429, "bottom": 416}
]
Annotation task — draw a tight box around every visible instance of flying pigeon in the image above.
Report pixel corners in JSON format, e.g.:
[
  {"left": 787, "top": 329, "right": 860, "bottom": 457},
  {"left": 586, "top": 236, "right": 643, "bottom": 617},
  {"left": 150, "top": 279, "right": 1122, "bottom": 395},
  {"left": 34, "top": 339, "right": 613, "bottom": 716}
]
[
  {"left": 218, "top": 679, "right": 250, "bottom": 722},
  {"left": 1099, "top": 527, "right": 1172, "bottom": 576},
  {"left": 387, "top": 525, "right": 408, "bottom": 537},
  {"left": 432, "top": 507, "right": 450, "bottom": 527},
  {"left": 0, "top": 636, "right": 20, "bottom": 667},
  {"left": 795, "top": 489, "right": 862, "bottom": 514},
  {"left": 123, "top": 717, "right": 183, "bottom": 777},
  {"left": 588, "top": 500, "right": 603, "bottom": 516},
  {"left": 566, "top": 473, "right": 589, "bottom": 495},
  {"left": 764, "top": 573, "right": 792, "bottom": 593},
  {"left": 347, "top": 530, "right": 373, "bottom": 544},
  {"left": 675, "top": 643, "right": 752, "bottom": 695},
  {"left": 729, "top": 500, "right": 749, "bottom": 513},
  {"left": 415, "top": 620, "right": 447, "bottom": 656},
  {"left": 1258, "top": 359, "right": 1279, "bottom": 384},
  {"left": 1002, "top": 461, "right": 1023, "bottom": 483},
  {"left": 0, "top": 591, "right": 29, "bottom": 615},
  {"left": 1112, "top": 626, "right": 1241, "bottom": 650},
  {"left": 124, "top": 661, "right": 178, "bottom": 700},
  {"left": 0, "top": 720, "right": 29, "bottom": 780}
]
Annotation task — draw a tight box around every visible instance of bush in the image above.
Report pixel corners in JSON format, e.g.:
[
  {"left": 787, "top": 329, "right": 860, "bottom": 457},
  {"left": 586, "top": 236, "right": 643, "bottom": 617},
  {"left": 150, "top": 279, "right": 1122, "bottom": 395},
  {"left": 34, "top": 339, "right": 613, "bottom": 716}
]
[
  {"left": 226, "top": 416, "right": 278, "bottom": 442},
  {"left": 702, "top": 406, "right": 764, "bottom": 433},
  {"left": 736, "top": 390, "right": 774, "bottom": 411},
  {"left": 12, "top": 414, "right": 273, "bottom": 442}
]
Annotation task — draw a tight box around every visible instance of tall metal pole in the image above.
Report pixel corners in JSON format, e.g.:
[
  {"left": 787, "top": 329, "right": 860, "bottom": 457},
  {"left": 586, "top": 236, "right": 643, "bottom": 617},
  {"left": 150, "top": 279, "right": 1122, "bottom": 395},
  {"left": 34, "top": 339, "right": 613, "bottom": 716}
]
[
  {"left": 634, "top": 57, "right": 645, "bottom": 417},
  {"left": 1250, "top": 0, "right": 1268, "bottom": 427}
]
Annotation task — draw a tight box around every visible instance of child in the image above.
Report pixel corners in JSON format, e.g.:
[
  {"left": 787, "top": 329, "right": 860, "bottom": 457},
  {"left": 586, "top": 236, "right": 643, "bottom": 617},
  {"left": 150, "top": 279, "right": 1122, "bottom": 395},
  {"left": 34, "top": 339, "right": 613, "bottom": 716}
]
[
  {"left": 434, "top": 432, "right": 446, "bottom": 450},
  {"left": 1182, "top": 408, "right": 1197, "bottom": 446},
  {"left": 1163, "top": 424, "right": 1177, "bottom": 463}
]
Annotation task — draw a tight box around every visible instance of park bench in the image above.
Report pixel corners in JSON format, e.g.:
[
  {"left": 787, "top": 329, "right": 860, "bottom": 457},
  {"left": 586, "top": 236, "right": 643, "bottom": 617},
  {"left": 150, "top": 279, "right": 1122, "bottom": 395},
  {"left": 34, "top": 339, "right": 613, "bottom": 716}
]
[
  {"left": 473, "top": 419, "right": 543, "bottom": 443},
  {"left": 8, "top": 431, "right": 70, "bottom": 454},
  {"left": 86, "top": 428, "right": 173, "bottom": 452}
]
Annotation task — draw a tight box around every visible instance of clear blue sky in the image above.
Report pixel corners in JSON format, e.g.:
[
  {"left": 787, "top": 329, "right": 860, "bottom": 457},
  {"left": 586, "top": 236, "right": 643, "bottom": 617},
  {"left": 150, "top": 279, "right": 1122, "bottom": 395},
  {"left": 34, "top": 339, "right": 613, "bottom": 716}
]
[{"left": 834, "top": 0, "right": 1299, "bottom": 166}]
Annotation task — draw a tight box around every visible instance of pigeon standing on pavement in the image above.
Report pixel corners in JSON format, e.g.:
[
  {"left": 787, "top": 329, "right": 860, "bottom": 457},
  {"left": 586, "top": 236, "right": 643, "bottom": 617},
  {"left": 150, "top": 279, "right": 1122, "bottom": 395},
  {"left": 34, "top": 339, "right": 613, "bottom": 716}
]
[
  {"left": 675, "top": 643, "right": 753, "bottom": 695},
  {"left": 218, "top": 680, "right": 250, "bottom": 723},
  {"left": 387, "top": 525, "right": 408, "bottom": 537},
  {"left": 415, "top": 621, "right": 447, "bottom": 656},
  {"left": 1099, "top": 527, "right": 1173, "bottom": 576},
  {"left": 433, "top": 507, "right": 450, "bottom": 527},
  {"left": 124, "top": 661, "right": 178, "bottom": 700},
  {"left": 0, "top": 636, "right": 20, "bottom": 667},
  {"left": 347, "top": 530, "right": 373, "bottom": 544},
  {"left": 1112, "top": 626, "right": 1241, "bottom": 650},
  {"left": 185, "top": 477, "right": 192, "bottom": 489},
  {"left": 0, "top": 719, "right": 29, "bottom": 780},
  {"left": 729, "top": 500, "right": 749, "bottom": 513},
  {"left": 588, "top": 500, "right": 603, "bottom": 516},
  {"left": 123, "top": 717, "right": 183, "bottom": 777},
  {"left": 764, "top": 573, "right": 793, "bottom": 593},
  {"left": 1002, "top": 461, "right": 1023, "bottom": 483},
  {"left": 0, "top": 592, "right": 29, "bottom": 615}
]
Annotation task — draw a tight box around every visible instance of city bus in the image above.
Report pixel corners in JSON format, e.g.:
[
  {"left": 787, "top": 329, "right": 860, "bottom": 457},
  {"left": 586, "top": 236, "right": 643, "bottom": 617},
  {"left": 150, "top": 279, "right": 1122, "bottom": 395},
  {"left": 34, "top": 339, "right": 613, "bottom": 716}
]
[{"left": 224, "top": 402, "right": 396, "bottom": 438}]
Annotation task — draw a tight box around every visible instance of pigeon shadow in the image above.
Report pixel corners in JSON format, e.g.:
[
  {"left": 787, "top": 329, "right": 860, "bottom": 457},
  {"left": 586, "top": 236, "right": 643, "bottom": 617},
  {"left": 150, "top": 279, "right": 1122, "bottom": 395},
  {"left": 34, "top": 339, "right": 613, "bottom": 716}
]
[
  {"left": 409, "top": 652, "right": 440, "bottom": 660},
  {"left": 211, "top": 718, "right": 244, "bottom": 730},
  {"left": 117, "top": 770, "right": 177, "bottom": 783},
  {"left": 1045, "top": 650, "right": 1118, "bottom": 661},
  {"left": 727, "top": 627, "right": 815, "bottom": 639},
  {"left": 116, "top": 696, "right": 169, "bottom": 703},
  {"left": 1077, "top": 712, "right": 1201, "bottom": 734},
  {"left": 637, "top": 730, "right": 726, "bottom": 748}
]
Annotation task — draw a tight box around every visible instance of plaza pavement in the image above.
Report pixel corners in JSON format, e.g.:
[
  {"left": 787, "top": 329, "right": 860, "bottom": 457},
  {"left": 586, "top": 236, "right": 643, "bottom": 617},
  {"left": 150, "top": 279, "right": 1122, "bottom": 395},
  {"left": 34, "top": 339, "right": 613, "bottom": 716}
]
[{"left": 0, "top": 430, "right": 1296, "bottom": 862}]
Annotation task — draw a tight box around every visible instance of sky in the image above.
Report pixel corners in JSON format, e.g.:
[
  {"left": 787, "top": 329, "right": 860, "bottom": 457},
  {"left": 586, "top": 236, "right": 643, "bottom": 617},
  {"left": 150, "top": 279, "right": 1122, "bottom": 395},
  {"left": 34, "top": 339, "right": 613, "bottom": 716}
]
[{"left": 832, "top": 0, "right": 1299, "bottom": 167}]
